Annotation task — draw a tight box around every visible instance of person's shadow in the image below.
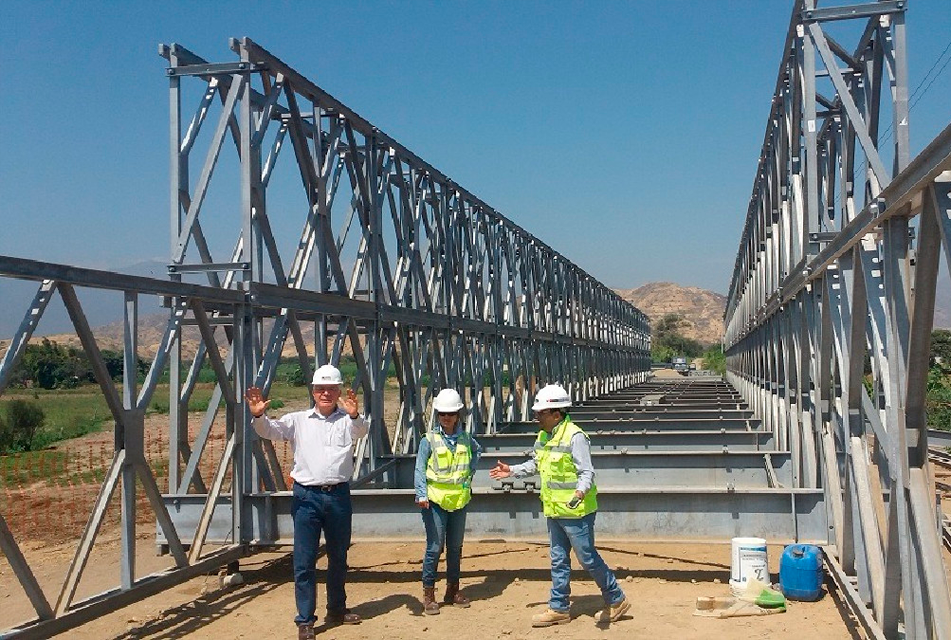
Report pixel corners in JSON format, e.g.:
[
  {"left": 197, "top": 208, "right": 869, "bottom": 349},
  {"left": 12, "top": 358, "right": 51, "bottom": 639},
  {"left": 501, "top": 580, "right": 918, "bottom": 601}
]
[
  {"left": 339, "top": 542, "right": 552, "bottom": 618},
  {"left": 569, "top": 594, "right": 631, "bottom": 628},
  {"left": 328, "top": 593, "right": 424, "bottom": 623}
]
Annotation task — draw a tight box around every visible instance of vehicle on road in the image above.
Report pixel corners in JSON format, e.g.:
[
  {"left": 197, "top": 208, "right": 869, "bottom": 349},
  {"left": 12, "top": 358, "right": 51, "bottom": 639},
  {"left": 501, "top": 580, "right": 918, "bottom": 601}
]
[{"left": 672, "top": 356, "right": 689, "bottom": 375}]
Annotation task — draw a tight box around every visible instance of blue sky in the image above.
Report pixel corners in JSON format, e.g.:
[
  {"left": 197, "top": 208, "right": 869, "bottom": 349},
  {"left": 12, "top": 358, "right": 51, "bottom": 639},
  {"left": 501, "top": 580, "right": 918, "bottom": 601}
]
[{"left": 1, "top": 1, "right": 949, "bottom": 296}]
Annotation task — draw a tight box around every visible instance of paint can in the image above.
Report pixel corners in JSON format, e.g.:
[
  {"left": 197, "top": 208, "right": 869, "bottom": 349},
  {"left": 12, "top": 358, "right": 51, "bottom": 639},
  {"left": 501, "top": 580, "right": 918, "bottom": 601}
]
[{"left": 729, "top": 536, "right": 768, "bottom": 595}]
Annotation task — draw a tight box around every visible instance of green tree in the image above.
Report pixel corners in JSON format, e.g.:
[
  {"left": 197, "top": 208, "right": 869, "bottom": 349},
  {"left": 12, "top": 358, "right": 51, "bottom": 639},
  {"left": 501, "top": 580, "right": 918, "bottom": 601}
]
[
  {"left": 927, "top": 329, "right": 951, "bottom": 430},
  {"left": 101, "top": 349, "right": 125, "bottom": 380},
  {"left": 654, "top": 314, "right": 686, "bottom": 342},
  {"left": 651, "top": 313, "right": 705, "bottom": 361},
  {"left": 930, "top": 329, "right": 951, "bottom": 373},
  {"left": 701, "top": 345, "right": 726, "bottom": 375},
  {"left": 10, "top": 341, "right": 148, "bottom": 389},
  {"left": 651, "top": 343, "right": 675, "bottom": 364},
  {"left": 15, "top": 339, "right": 93, "bottom": 389}
]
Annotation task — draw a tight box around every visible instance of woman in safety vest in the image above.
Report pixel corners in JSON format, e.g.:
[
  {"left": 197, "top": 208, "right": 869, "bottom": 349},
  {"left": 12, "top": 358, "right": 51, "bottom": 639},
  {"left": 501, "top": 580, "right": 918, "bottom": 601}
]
[{"left": 414, "top": 388, "right": 482, "bottom": 615}]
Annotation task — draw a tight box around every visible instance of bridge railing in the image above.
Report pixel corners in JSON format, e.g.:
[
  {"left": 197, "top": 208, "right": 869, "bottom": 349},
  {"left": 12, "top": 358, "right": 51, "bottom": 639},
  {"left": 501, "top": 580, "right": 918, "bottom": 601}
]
[
  {"left": 723, "top": 1, "right": 951, "bottom": 638},
  {"left": 0, "top": 37, "right": 649, "bottom": 638}
]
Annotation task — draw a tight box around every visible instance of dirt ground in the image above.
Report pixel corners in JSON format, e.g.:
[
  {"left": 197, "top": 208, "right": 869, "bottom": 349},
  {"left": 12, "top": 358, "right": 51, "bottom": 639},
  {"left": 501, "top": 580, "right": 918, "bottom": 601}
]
[
  {"left": 3, "top": 375, "right": 944, "bottom": 639},
  {"left": 0, "top": 534, "right": 864, "bottom": 640}
]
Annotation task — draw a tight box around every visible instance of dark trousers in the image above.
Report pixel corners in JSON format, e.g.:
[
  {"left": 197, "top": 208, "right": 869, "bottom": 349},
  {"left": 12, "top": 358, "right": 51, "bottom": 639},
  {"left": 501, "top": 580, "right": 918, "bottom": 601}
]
[
  {"left": 420, "top": 502, "right": 467, "bottom": 587},
  {"left": 291, "top": 481, "right": 352, "bottom": 625}
]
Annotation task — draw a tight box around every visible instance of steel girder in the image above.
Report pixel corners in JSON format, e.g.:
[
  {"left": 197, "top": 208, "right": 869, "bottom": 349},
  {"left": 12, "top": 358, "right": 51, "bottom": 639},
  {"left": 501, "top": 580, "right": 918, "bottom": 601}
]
[
  {"left": 0, "top": 38, "right": 648, "bottom": 638},
  {"left": 156, "top": 488, "right": 830, "bottom": 546},
  {"left": 723, "top": 2, "right": 951, "bottom": 638}
]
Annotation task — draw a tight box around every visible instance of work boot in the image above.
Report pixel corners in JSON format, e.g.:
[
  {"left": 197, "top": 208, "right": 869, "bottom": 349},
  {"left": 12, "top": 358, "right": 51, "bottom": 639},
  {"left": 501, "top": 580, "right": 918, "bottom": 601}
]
[
  {"left": 531, "top": 608, "right": 570, "bottom": 627},
  {"left": 297, "top": 624, "right": 315, "bottom": 640},
  {"left": 325, "top": 609, "right": 361, "bottom": 625},
  {"left": 596, "top": 597, "right": 631, "bottom": 623},
  {"left": 443, "top": 582, "right": 470, "bottom": 607},
  {"left": 423, "top": 586, "right": 440, "bottom": 615}
]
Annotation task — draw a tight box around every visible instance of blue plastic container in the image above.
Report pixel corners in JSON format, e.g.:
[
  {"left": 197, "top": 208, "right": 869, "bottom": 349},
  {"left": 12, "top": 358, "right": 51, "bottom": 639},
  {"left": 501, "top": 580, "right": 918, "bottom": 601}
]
[{"left": 780, "top": 544, "right": 824, "bottom": 601}]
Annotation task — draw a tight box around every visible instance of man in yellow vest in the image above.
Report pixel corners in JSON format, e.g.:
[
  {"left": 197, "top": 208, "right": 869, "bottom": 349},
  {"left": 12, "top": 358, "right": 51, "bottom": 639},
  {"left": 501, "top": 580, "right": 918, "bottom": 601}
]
[{"left": 489, "top": 384, "right": 630, "bottom": 627}]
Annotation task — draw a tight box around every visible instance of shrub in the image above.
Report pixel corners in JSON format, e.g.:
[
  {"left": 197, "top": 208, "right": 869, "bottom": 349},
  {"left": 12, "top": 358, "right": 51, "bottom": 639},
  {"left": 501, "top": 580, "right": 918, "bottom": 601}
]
[
  {"left": 283, "top": 364, "right": 307, "bottom": 387},
  {"left": 0, "top": 399, "right": 46, "bottom": 453}
]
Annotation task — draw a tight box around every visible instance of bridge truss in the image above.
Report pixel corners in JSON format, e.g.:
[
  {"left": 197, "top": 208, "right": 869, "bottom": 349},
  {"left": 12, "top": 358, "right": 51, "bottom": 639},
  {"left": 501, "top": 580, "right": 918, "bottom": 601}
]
[
  {"left": 723, "top": 1, "right": 951, "bottom": 638},
  {"left": 0, "top": 38, "right": 649, "bottom": 638}
]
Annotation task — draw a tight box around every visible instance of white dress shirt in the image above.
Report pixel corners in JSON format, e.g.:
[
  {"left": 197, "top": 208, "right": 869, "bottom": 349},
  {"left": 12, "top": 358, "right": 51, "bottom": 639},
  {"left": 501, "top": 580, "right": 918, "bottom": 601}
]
[{"left": 252, "top": 407, "right": 369, "bottom": 485}]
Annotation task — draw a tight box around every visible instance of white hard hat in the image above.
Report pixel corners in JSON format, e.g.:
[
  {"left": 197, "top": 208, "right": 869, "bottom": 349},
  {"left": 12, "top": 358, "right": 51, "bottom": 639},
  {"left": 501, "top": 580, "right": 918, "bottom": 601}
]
[
  {"left": 531, "top": 384, "right": 571, "bottom": 412},
  {"left": 311, "top": 364, "right": 343, "bottom": 386},
  {"left": 433, "top": 388, "right": 465, "bottom": 413}
]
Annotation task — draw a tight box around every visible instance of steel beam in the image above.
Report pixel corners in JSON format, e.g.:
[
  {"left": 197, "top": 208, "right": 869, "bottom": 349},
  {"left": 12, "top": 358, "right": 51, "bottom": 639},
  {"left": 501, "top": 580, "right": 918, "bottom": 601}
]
[{"left": 156, "top": 488, "right": 828, "bottom": 545}]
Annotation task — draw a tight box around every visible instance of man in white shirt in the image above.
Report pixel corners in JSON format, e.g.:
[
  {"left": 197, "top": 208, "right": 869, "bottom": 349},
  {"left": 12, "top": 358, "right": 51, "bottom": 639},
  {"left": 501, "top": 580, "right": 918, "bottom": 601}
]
[{"left": 245, "top": 364, "right": 368, "bottom": 640}]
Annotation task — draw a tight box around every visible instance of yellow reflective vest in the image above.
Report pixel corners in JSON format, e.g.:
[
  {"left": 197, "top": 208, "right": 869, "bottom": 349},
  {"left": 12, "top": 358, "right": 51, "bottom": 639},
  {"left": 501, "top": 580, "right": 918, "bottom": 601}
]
[
  {"left": 425, "top": 430, "right": 473, "bottom": 511},
  {"left": 536, "top": 417, "right": 598, "bottom": 518}
]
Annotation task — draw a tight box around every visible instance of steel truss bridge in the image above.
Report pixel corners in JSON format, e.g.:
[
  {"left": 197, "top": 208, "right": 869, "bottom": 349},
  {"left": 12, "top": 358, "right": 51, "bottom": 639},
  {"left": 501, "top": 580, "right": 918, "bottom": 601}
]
[
  {"left": 723, "top": 1, "right": 951, "bottom": 638},
  {"left": 0, "top": 1, "right": 949, "bottom": 638}
]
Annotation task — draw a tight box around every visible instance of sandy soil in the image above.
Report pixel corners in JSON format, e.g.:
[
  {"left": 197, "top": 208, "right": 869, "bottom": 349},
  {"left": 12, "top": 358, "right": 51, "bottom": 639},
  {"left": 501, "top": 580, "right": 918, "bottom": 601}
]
[{"left": 0, "top": 535, "right": 864, "bottom": 640}]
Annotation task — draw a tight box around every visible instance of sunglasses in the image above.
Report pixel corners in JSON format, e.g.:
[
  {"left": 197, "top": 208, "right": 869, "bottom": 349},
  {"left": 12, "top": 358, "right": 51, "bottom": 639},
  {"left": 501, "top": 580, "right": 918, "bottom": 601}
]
[
  {"left": 313, "top": 386, "right": 340, "bottom": 394},
  {"left": 436, "top": 411, "right": 457, "bottom": 417}
]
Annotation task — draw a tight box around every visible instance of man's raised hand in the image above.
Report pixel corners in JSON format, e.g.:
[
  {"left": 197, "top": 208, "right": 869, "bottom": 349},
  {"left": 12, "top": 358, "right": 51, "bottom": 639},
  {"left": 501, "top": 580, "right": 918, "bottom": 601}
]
[
  {"left": 342, "top": 388, "right": 359, "bottom": 418},
  {"left": 245, "top": 386, "right": 271, "bottom": 418}
]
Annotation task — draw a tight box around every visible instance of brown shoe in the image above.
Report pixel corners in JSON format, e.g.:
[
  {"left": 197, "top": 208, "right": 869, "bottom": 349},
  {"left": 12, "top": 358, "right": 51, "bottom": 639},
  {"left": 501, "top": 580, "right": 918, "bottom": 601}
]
[
  {"left": 531, "top": 608, "right": 570, "bottom": 627},
  {"left": 423, "top": 586, "right": 440, "bottom": 615},
  {"left": 297, "top": 624, "right": 315, "bottom": 640},
  {"left": 443, "top": 582, "right": 470, "bottom": 608},
  {"left": 597, "top": 597, "right": 631, "bottom": 623},
  {"left": 326, "top": 610, "right": 361, "bottom": 625}
]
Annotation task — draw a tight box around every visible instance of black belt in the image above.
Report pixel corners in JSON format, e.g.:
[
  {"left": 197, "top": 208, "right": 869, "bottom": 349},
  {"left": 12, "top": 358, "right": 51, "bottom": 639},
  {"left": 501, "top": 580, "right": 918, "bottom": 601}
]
[{"left": 296, "top": 481, "right": 349, "bottom": 492}]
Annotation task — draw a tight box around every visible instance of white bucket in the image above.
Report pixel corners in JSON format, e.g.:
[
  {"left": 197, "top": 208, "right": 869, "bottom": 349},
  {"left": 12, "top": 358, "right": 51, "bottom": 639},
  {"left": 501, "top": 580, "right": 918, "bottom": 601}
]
[{"left": 729, "top": 536, "right": 768, "bottom": 595}]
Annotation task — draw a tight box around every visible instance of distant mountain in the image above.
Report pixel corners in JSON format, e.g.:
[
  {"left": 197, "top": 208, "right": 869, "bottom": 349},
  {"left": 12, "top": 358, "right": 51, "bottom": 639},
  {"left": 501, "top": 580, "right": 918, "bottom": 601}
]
[
  {"left": 616, "top": 282, "right": 727, "bottom": 346},
  {"left": 615, "top": 275, "right": 951, "bottom": 347}
]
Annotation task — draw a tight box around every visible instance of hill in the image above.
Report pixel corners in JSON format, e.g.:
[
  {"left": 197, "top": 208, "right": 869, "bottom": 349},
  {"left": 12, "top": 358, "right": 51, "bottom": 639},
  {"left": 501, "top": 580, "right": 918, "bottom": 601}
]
[{"left": 616, "top": 282, "right": 726, "bottom": 346}]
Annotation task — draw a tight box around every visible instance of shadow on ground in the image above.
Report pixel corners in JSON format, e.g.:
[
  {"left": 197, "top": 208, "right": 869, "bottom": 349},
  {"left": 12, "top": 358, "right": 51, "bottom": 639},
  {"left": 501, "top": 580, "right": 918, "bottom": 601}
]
[
  {"left": 112, "top": 555, "right": 292, "bottom": 640},
  {"left": 111, "top": 546, "right": 862, "bottom": 640}
]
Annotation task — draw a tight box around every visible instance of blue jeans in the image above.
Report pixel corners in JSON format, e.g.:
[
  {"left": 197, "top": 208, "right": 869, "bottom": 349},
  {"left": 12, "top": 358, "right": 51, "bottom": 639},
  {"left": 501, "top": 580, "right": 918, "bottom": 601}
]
[
  {"left": 420, "top": 502, "right": 468, "bottom": 587},
  {"left": 547, "top": 512, "right": 624, "bottom": 612},
  {"left": 291, "top": 482, "right": 353, "bottom": 625}
]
